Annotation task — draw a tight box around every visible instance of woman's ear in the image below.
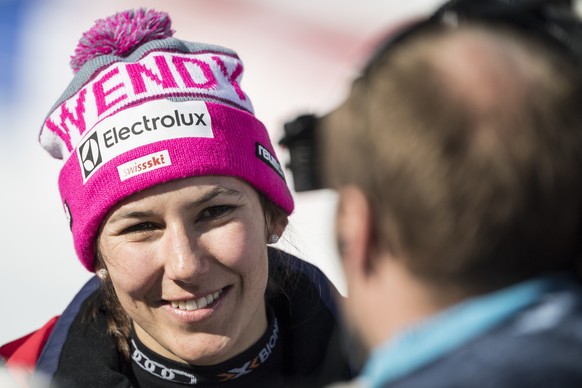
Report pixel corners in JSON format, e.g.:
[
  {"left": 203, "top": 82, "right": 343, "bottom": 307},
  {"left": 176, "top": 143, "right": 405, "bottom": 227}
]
[
  {"left": 266, "top": 214, "right": 288, "bottom": 245},
  {"left": 336, "top": 186, "right": 374, "bottom": 277},
  {"left": 272, "top": 217, "right": 288, "bottom": 239}
]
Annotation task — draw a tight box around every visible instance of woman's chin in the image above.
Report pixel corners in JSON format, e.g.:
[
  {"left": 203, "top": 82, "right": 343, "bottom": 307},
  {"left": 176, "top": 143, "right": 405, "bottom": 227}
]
[{"left": 167, "top": 335, "right": 233, "bottom": 366}]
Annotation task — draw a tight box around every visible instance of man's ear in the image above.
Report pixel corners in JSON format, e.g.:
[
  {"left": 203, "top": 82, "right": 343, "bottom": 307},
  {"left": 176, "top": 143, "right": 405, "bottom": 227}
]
[{"left": 336, "top": 186, "right": 374, "bottom": 277}]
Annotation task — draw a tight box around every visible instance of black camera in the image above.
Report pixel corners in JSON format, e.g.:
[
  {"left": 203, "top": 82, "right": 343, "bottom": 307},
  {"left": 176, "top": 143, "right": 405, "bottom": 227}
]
[
  {"left": 279, "top": 0, "right": 582, "bottom": 194},
  {"left": 278, "top": 114, "right": 323, "bottom": 192}
]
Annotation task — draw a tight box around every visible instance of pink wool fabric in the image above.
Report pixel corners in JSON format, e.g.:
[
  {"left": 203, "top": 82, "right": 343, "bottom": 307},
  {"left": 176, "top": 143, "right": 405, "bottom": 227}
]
[
  {"left": 39, "top": 9, "right": 294, "bottom": 272},
  {"left": 70, "top": 8, "right": 175, "bottom": 73}
]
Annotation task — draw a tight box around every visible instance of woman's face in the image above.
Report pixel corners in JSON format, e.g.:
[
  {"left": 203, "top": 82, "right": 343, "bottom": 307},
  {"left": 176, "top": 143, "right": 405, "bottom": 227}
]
[{"left": 98, "top": 176, "right": 273, "bottom": 365}]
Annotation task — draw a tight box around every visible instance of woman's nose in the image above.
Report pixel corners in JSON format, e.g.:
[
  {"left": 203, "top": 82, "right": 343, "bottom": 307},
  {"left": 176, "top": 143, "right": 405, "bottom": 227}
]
[{"left": 163, "top": 223, "right": 209, "bottom": 283}]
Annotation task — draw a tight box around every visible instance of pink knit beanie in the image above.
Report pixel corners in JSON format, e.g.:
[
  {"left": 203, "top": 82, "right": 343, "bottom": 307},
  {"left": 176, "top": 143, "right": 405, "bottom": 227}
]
[{"left": 39, "top": 9, "right": 294, "bottom": 272}]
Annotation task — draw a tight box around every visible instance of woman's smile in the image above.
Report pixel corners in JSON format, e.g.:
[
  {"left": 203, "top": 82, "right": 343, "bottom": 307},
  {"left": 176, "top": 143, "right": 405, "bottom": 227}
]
[
  {"left": 160, "top": 286, "right": 230, "bottom": 324},
  {"left": 168, "top": 287, "right": 224, "bottom": 312}
]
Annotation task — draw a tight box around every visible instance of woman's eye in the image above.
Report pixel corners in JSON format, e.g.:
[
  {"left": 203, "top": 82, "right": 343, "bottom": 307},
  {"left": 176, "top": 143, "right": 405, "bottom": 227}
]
[
  {"left": 121, "top": 222, "right": 158, "bottom": 234},
  {"left": 199, "top": 205, "right": 235, "bottom": 220}
]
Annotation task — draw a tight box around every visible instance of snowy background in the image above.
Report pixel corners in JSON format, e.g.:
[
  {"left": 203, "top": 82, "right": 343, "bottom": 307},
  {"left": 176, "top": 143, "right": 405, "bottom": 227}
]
[{"left": 0, "top": 0, "right": 443, "bottom": 345}]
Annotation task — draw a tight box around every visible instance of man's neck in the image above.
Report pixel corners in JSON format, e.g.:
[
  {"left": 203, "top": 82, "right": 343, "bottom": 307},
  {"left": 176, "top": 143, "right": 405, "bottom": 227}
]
[{"left": 359, "top": 257, "right": 467, "bottom": 349}]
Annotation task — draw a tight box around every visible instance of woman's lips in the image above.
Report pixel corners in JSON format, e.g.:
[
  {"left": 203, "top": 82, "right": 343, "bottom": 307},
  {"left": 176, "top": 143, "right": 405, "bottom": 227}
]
[{"left": 170, "top": 289, "right": 223, "bottom": 311}]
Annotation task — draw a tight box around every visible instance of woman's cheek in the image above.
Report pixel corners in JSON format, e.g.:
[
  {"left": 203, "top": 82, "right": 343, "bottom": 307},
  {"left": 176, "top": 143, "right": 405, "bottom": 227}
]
[
  {"left": 201, "top": 223, "right": 258, "bottom": 265},
  {"left": 107, "top": 244, "right": 159, "bottom": 292}
]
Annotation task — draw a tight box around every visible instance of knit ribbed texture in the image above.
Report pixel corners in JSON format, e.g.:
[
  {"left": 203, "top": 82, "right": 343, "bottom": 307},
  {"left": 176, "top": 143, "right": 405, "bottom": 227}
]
[{"left": 39, "top": 9, "right": 294, "bottom": 271}]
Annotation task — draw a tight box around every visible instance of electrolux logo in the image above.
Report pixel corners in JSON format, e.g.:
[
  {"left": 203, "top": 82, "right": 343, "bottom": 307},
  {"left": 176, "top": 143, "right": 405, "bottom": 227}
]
[
  {"left": 79, "top": 132, "right": 103, "bottom": 179},
  {"left": 102, "top": 109, "right": 207, "bottom": 149},
  {"left": 76, "top": 100, "right": 213, "bottom": 183}
]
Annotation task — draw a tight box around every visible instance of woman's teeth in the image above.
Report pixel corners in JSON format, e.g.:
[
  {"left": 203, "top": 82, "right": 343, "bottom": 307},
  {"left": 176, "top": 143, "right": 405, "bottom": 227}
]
[{"left": 171, "top": 290, "right": 222, "bottom": 311}]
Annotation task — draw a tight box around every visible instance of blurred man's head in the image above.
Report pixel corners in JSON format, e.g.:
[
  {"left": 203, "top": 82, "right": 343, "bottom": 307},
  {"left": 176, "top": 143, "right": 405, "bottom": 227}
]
[{"left": 322, "top": 20, "right": 582, "bottom": 348}]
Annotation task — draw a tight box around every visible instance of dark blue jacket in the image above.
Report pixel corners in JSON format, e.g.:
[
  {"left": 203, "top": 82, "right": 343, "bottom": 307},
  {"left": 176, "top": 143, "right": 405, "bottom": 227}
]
[{"left": 363, "top": 276, "right": 582, "bottom": 388}]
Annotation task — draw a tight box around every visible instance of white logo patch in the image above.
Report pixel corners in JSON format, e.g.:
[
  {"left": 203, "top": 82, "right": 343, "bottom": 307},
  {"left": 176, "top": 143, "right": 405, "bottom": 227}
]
[
  {"left": 77, "top": 100, "right": 213, "bottom": 183},
  {"left": 117, "top": 150, "right": 172, "bottom": 181}
]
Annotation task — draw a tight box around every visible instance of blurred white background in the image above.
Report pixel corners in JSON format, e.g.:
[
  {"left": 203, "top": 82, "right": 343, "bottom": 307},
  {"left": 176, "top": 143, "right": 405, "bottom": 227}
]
[{"left": 0, "top": 0, "right": 442, "bottom": 345}]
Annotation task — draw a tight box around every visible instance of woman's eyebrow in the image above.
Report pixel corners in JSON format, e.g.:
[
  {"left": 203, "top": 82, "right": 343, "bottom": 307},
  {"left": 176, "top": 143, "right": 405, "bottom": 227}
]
[
  {"left": 108, "top": 187, "right": 244, "bottom": 223},
  {"left": 194, "top": 187, "right": 244, "bottom": 206},
  {"left": 107, "top": 209, "right": 156, "bottom": 224}
]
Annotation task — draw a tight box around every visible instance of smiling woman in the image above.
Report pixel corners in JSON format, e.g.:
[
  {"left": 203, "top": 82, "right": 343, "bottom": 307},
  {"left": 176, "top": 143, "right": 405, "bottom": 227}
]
[
  {"left": 98, "top": 177, "right": 275, "bottom": 367},
  {"left": 0, "top": 8, "right": 354, "bottom": 388}
]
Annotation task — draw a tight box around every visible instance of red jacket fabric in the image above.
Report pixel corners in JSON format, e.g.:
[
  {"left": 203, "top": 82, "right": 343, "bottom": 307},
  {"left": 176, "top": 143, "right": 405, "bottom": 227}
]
[{"left": 0, "top": 316, "right": 59, "bottom": 385}]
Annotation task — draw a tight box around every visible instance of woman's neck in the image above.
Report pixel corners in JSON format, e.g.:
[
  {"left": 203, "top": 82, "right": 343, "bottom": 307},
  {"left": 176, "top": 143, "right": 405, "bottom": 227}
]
[{"left": 130, "top": 306, "right": 280, "bottom": 386}]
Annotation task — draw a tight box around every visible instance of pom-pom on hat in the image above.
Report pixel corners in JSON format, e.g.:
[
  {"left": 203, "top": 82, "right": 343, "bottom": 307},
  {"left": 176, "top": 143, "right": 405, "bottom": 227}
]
[
  {"left": 70, "top": 8, "right": 175, "bottom": 73},
  {"left": 39, "top": 8, "right": 294, "bottom": 272}
]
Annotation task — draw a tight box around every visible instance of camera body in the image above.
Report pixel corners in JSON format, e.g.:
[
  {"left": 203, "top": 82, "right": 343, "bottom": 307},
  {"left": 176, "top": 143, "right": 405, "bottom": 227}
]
[{"left": 279, "top": 0, "right": 582, "bottom": 193}]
